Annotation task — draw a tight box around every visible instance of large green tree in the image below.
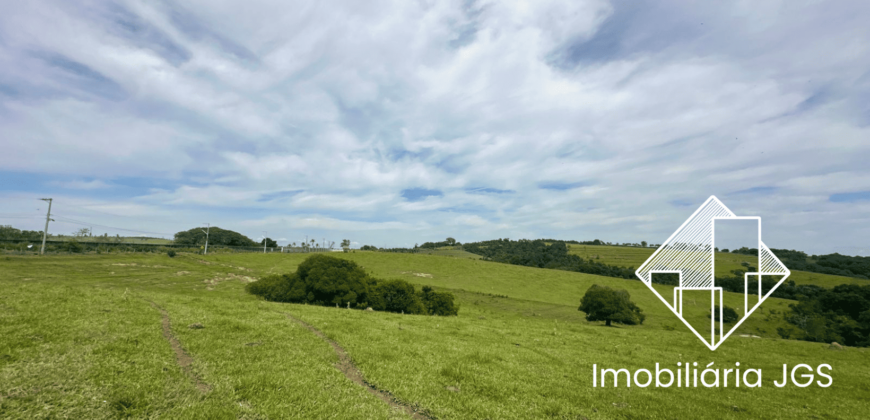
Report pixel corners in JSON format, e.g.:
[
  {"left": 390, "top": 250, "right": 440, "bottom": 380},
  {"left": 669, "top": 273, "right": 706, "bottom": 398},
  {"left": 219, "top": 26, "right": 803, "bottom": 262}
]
[
  {"left": 260, "top": 237, "right": 278, "bottom": 247},
  {"left": 578, "top": 284, "right": 645, "bottom": 326},
  {"left": 173, "top": 227, "right": 257, "bottom": 247}
]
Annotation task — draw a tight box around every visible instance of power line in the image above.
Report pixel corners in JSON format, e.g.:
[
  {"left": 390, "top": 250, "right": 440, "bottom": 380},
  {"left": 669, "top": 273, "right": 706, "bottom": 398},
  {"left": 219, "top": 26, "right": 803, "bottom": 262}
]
[
  {"left": 51, "top": 214, "right": 174, "bottom": 236},
  {"left": 56, "top": 202, "right": 184, "bottom": 226}
]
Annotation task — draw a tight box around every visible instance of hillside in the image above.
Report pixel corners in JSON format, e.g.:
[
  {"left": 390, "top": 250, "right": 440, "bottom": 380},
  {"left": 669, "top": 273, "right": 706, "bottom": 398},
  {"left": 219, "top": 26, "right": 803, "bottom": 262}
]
[
  {"left": 568, "top": 243, "right": 865, "bottom": 288},
  {"left": 1, "top": 251, "right": 867, "bottom": 419}
]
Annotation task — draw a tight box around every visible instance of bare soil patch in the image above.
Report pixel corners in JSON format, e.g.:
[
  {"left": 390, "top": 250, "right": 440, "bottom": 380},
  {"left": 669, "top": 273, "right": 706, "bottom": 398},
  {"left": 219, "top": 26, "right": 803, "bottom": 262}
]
[
  {"left": 111, "top": 263, "right": 168, "bottom": 268},
  {"left": 148, "top": 301, "right": 211, "bottom": 393},
  {"left": 284, "top": 313, "right": 433, "bottom": 420},
  {"left": 400, "top": 271, "right": 433, "bottom": 278},
  {"left": 203, "top": 273, "right": 259, "bottom": 290}
]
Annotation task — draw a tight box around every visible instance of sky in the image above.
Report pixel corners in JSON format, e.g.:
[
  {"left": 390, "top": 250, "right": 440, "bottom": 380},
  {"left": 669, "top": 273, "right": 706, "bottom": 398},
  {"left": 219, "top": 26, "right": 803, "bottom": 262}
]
[{"left": 1, "top": 0, "right": 869, "bottom": 255}]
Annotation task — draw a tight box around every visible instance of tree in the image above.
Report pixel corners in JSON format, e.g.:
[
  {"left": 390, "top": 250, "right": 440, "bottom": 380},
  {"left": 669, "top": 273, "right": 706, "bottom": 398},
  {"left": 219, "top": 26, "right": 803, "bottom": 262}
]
[
  {"left": 174, "top": 227, "right": 257, "bottom": 247},
  {"left": 578, "top": 284, "right": 645, "bottom": 326},
  {"left": 74, "top": 228, "right": 90, "bottom": 238},
  {"left": 419, "top": 286, "right": 458, "bottom": 316},
  {"left": 709, "top": 305, "right": 739, "bottom": 323},
  {"left": 641, "top": 241, "right": 647, "bottom": 248},
  {"left": 369, "top": 280, "right": 426, "bottom": 314},
  {"left": 260, "top": 237, "right": 278, "bottom": 247},
  {"left": 446, "top": 237, "right": 456, "bottom": 246}
]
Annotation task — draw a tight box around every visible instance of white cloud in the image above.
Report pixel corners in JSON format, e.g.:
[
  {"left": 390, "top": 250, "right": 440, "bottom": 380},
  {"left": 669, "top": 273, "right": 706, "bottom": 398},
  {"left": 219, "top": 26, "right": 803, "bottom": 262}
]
[{"left": 0, "top": 0, "right": 868, "bottom": 255}]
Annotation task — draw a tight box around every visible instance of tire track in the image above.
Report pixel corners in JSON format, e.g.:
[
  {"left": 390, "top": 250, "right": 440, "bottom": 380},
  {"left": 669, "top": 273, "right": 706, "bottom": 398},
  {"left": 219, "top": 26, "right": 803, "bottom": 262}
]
[
  {"left": 284, "top": 313, "right": 434, "bottom": 420},
  {"left": 148, "top": 301, "right": 211, "bottom": 393}
]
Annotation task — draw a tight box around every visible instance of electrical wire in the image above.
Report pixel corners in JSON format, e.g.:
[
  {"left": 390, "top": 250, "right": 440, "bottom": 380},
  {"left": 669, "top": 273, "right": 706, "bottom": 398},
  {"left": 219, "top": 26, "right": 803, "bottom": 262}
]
[{"left": 51, "top": 214, "right": 175, "bottom": 236}]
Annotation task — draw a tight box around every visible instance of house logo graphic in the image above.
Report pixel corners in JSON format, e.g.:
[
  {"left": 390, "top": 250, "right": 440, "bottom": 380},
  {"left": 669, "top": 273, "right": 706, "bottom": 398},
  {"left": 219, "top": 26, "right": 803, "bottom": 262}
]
[{"left": 635, "top": 196, "right": 790, "bottom": 350}]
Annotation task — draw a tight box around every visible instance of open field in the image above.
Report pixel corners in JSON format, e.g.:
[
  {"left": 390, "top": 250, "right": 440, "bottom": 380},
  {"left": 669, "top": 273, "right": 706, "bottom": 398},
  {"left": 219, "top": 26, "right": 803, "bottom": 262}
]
[
  {"left": 1, "top": 252, "right": 867, "bottom": 419},
  {"left": 568, "top": 244, "right": 865, "bottom": 288}
]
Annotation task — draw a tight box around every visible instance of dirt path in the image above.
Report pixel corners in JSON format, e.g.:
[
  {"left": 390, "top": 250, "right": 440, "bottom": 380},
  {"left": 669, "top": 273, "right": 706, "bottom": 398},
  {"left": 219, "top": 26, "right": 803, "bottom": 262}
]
[
  {"left": 149, "top": 301, "right": 211, "bottom": 393},
  {"left": 284, "top": 313, "right": 434, "bottom": 420}
]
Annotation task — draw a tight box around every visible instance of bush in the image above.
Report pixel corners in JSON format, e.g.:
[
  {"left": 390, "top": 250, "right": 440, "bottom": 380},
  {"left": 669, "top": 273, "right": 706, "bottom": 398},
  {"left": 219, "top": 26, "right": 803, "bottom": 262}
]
[
  {"left": 419, "top": 286, "right": 459, "bottom": 316},
  {"left": 246, "top": 254, "right": 374, "bottom": 308},
  {"left": 167, "top": 250, "right": 176, "bottom": 258},
  {"left": 245, "top": 255, "right": 458, "bottom": 316},
  {"left": 65, "top": 239, "right": 84, "bottom": 253},
  {"left": 370, "top": 279, "right": 426, "bottom": 314},
  {"left": 709, "top": 305, "right": 739, "bottom": 323},
  {"left": 578, "top": 284, "right": 645, "bottom": 326}
]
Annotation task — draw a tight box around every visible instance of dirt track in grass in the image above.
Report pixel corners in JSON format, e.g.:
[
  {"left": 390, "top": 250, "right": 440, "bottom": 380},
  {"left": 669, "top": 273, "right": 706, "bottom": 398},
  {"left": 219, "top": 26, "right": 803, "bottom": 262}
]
[
  {"left": 149, "top": 301, "right": 211, "bottom": 393},
  {"left": 284, "top": 312, "right": 434, "bottom": 420}
]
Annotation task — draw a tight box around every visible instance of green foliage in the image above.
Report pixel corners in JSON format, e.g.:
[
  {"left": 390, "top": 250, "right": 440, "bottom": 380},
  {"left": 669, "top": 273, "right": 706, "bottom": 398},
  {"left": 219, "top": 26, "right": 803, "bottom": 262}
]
[
  {"left": 709, "top": 305, "right": 739, "bottom": 323},
  {"left": 0, "top": 225, "right": 43, "bottom": 240},
  {"left": 773, "top": 249, "right": 870, "bottom": 280},
  {"left": 578, "top": 284, "right": 645, "bottom": 326},
  {"left": 174, "top": 227, "right": 257, "bottom": 247},
  {"left": 65, "top": 239, "right": 84, "bottom": 253},
  {"left": 245, "top": 255, "right": 458, "bottom": 316},
  {"left": 784, "top": 283, "right": 870, "bottom": 346},
  {"left": 259, "top": 237, "right": 278, "bottom": 248},
  {"left": 167, "top": 250, "right": 176, "bottom": 258},
  {"left": 369, "top": 279, "right": 426, "bottom": 314},
  {"left": 419, "top": 286, "right": 459, "bottom": 316},
  {"left": 463, "top": 239, "right": 638, "bottom": 280}
]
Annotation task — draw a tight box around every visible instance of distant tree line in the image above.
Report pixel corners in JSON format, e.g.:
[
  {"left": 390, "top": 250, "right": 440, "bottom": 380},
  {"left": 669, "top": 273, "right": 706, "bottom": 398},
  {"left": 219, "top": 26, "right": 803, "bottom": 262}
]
[
  {"left": 246, "top": 254, "right": 458, "bottom": 316},
  {"left": 770, "top": 249, "right": 870, "bottom": 280},
  {"left": 0, "top": 225, "right": 44, "bottom": 240},
  {"left": 709, "top": 262, "right": 827, "bottom": 301},
  {"left": 462, "top": 239, "right": 642, "bottom": 281},
  {"left": 419, "top": 237, "right": 460, "bottom": 249},
  {"left": 538, "top": 238, "right": 659, "bottom": 247}
]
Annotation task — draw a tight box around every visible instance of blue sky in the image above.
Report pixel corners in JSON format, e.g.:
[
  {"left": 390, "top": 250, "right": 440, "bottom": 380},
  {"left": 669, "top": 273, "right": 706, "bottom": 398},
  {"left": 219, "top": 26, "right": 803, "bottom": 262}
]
[{"left": 1, "top": 0, "right": 869, "bottom": 255}]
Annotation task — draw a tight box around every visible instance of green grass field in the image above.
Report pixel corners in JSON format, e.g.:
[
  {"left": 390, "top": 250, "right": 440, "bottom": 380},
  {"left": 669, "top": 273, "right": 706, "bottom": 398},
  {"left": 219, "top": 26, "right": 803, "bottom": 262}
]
[
  {"left": 1, "top": 252, "right": 867, "bottom": 419},
  {"left": 568, "top": 244, "right": 865, "bottom": 288}
]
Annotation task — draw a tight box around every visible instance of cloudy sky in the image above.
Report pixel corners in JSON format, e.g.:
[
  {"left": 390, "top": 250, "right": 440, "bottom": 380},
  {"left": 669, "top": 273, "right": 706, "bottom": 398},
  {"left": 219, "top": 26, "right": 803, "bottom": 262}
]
[{"left": 1, "top": 0, "right": 869, "bottom": 255}]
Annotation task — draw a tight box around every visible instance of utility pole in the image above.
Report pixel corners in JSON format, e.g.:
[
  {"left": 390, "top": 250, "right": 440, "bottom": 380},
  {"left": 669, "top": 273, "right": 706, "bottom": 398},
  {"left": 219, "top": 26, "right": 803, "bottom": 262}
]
[
  {"left": 39, "top": 198, "right": 53, "bottom": 255},
  {"left": 263, "top": 231, "right": 268, "bottom": 254},
  {"left": 201, "top": 223, "right": 210, "bottom": 255}
]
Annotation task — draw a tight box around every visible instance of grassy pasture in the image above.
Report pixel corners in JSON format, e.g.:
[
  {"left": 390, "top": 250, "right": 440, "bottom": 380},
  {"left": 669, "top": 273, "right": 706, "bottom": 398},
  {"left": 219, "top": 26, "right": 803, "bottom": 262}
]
[
  {"left": 568, "top": 244, "right": 865, "bottom": 288},
  {"left": 1, "top": 252, "right": 867, "bottom": 419}
]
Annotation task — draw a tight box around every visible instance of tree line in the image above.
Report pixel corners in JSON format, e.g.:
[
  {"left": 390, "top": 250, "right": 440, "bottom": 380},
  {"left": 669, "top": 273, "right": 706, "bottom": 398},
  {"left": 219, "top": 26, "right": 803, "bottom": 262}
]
[{"left": 462, "top": 239, "right": 641, "bottom": 280}]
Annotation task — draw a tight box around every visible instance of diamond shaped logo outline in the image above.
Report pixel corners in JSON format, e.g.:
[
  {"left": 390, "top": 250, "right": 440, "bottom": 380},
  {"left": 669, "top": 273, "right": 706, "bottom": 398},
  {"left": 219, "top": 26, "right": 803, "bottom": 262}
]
[{"left": 635, "top": 196, "right": 790, "bottom": 351}]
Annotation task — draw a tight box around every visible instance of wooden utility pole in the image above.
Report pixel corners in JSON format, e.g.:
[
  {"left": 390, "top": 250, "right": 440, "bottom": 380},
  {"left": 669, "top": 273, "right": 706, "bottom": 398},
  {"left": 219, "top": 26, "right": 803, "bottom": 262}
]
[{"left": 39, "top": 198, "right": 52, "bottom": 255}]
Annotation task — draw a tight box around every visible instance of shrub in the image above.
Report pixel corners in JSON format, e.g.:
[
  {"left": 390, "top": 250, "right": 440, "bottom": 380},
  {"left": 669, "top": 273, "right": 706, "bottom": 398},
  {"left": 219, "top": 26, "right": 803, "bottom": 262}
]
[
  {"left": 245, "top": 255, "right": 458, "bottom": 316},
  {"left": 419, "top": 286, "right": 459, "bottom": 316},
  {"left": 167, "top": 250, "right": 176, "bottom": 258},
  {"left": 578, "top": 284, "right": 645, "bottom": 326},
  {"left": 369, "top": 279, "right": 426, "bottom": 314},
  {"left": 709, "top": 305, "right": 739, "bottom": 323},
  {"left": 65, "top": 239, "right": 84, "bottom": 253},
  {"left": 246, "top": 254, "right": 374, "bottom": 308}
]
